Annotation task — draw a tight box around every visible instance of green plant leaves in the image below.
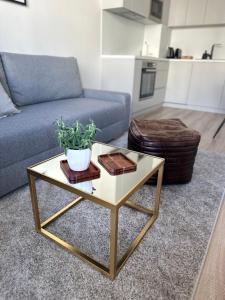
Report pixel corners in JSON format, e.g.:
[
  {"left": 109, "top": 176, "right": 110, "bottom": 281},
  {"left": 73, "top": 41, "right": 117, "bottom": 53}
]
[{"left": 56, "top": 118, "right": 98, "bottom": 152}]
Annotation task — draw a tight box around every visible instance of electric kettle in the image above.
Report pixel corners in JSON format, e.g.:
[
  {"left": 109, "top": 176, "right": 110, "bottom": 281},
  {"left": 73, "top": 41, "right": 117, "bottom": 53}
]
[{"left": 166, "top": 47, "right": 175, "bottom": 59}]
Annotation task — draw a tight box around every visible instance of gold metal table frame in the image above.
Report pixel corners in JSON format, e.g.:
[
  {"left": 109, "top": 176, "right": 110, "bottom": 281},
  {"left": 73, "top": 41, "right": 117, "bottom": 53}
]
[{"left": 27, "top": 153, "right": 164, "bottom": 280}]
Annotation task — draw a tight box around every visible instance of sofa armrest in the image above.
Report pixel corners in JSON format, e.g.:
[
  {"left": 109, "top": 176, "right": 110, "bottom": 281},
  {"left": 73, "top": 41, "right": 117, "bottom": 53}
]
[{"left": 83, "top": 88, "right": 131, "bottom": 119}]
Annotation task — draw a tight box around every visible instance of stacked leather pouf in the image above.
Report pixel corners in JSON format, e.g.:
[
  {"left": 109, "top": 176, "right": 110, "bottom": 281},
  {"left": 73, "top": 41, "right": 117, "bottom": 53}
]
[{"left": 128, "top": 119, "right": 201, "bottom": 184}]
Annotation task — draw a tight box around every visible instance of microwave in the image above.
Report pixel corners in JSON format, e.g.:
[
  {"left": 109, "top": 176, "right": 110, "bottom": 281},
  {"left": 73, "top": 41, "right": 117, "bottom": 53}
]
[{"left": 150, "top": 0, "right": 163, "bottom": 21}]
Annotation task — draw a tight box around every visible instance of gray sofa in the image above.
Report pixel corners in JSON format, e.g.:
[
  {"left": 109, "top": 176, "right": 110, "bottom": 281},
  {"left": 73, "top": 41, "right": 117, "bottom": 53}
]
[{"left": 0, "top": 53, "right": 130, "bottom": 197}]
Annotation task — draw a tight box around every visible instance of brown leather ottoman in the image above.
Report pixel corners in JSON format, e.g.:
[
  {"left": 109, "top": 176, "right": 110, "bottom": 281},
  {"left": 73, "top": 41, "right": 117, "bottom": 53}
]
[{"left": 128, "top": 119, "right": 201, "bottom": 184}]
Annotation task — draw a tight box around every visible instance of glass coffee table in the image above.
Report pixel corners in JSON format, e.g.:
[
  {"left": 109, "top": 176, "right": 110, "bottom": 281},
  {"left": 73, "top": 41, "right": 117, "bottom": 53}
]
[{"left": 27, "top": 142, "right": 164, "bottom": 280}]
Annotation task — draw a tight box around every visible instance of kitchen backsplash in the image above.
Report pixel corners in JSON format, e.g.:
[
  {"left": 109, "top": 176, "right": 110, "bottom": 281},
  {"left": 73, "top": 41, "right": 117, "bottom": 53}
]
[
  {"left": 102, "top": 11, "right": 145, "bottom": 55},
  {"left": 170, "top": 26, "right": 225, "bottom": 59}
]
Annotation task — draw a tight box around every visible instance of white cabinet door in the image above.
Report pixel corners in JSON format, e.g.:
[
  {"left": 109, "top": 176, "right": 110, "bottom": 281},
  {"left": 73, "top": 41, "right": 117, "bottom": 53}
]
[
  {"left": 102, "top": 0, "right": 124, "bottom": 10},
  {"left": 186, "top": 0, "right": 208, "bottom": 25},
  {"left": 155, "top": 70, "right": 168, "bottom": 89},
  {"left": 124, "top": 0, "right": 150, "bottom": 17},
  {"left": 165, "top": 62, "right": 193, "bottom": 104},
  {"left": 219, "top": 80, "right": 225, "bottom": 109},
  {"left": 204, "top": 0, "right": 225, "bottom": 25},
  {"left": 188, "top": 63, "right": 225, "bottom": 108},
  {"left": 134, "top": 0, "right": 150, "bottom": 18},
  {"left": 168, "top": 0, "right": 188, "bottom": 27}
]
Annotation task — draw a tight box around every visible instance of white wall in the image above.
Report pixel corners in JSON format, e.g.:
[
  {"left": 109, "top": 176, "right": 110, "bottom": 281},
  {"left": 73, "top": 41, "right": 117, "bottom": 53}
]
[
  {"left": 102, "top": 11, "right": 145, "bottom": 55},
  {"left": 142, "top": 24, "right": 171, "bottom": 58},
  {"left": 159, "top": 25, "right": 172, "bottom": 58},
  {"left": 170, "top": 26, "right": 225, "bottom": 59},
  {"left": 0, "top": 0, "right": 101, "bottom": 88},
  {"left": 143, "top": 24, "right": 162, "bottom": 57}
]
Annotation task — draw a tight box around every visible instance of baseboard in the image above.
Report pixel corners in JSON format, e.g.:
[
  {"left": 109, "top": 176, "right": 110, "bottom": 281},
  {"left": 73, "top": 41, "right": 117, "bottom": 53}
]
[{"left": 163, "top": 102, "right": 225, "bottom": 114}]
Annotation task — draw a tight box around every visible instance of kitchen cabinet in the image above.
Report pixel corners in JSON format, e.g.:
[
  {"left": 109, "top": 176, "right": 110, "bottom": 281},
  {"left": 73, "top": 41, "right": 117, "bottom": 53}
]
[
  {"left": 186, "top": 0, "right": 208, "bottom": 26},
  {"left": 165, "top": 61, "right": 193, "bottom": 104},
  {"left": 155, "top": 70, "right": 168, "bottom": 89},
  {"left": 187, "top": 63, "right": 225, "bottom": 108},
  {"left": 168, "top": 0, "right": 188, "bottom": 27},
  {"left": 155, "top": 61, "right": 169, "bottom": 89},
  {"left": 102, "top": 0, "right": 123, "bottom": 10},
  {"left": 124, "top": 0, "right": 150, "bottom": 18},
  {"left": 168, "top": 0, "right": 225, "bottom": 27},
  {"left": 220, "top": 83, "right": 225, "bottom": 109},
  {"left": 132, "top": 59, "right": 168, "bottom": 115},
  {"left": 161, "top": 0, "right": 171, "bottom": 25},
  {"left": 102, "top": 0, "right": 151, "bottom": 19},
  {"left": 204, "top": 0, "right": 225, "bottom": 25}
]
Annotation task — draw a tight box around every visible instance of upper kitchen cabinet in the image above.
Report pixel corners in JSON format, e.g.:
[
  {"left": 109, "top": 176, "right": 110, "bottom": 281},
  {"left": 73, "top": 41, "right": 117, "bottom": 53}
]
[
  {"left": 204, "top": 0, "right": 225, "bottom": 25},
  {"left": 102, "top": 0, "right": 151, "bottom": 22},
  {"left": 102, "top": 0, "right": 166, "bottom": 24},
  {"left": 168, "top": 0, "right": 188, "bottom": 27},
  {"left": 168, "top": 0, "right": 225, "bottom": 27},
  {"left": 124, "top": 0, "right": 150, "bottom": 18},
  {"left": 186, "top": 0, "right": 208, "bottom": 26}
]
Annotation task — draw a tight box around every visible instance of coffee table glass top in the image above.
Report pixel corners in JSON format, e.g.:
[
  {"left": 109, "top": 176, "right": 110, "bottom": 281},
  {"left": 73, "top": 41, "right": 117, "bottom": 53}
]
[{"left": 30, "top": 143, "right": 164, "bottom": 205}]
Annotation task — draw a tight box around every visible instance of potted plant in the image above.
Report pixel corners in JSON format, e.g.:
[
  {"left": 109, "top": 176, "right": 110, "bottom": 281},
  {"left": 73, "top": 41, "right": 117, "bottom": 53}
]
[{"left": 56, "top": 119, "right": 98, "bottom": 171}]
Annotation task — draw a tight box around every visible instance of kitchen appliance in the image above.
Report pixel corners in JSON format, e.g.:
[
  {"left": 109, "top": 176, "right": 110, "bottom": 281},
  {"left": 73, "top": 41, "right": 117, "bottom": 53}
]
[
  {"left": 166, "top": 47, "right": 175, "bottom": 59},
  {"left": 140, "top": 61, "right": 157, "bottom": 100},
  {"left": 202, "top": 50, "right": 211, "bottom": 59},
  {"left": 175, "top": 48, "right": 182, "bottom": 59},
  {"left": 150, "top": 0, "right": 163, "bottom": 22}
]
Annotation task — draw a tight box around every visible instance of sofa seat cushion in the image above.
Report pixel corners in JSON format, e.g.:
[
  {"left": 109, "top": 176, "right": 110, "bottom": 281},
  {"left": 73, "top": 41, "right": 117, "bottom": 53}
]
[
  {"left": 1, "top": 53, "right": 82, "bottom": 106},
  {"left": 0, "top": 98, "right": 126, "bottom": 169}
]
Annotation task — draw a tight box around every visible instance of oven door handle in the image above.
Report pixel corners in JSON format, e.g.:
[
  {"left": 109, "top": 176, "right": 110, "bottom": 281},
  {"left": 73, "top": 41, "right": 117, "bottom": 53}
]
[{"left": 142, "top": 68, "right": 156, "bottom": 73}]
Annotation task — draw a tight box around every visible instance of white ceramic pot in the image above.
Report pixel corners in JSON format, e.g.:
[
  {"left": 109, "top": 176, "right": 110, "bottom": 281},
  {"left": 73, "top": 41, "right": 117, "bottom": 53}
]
[{"left": 67, "top": 148, "right": 91, "bottom": 171}]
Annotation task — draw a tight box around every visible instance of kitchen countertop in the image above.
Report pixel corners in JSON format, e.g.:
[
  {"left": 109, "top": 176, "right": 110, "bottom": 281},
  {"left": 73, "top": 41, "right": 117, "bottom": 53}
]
[
  {"left": 101, "top": 55, "right": 168, "bottom": 61},
  {"left": 168, "top": 58, "right": 225, "bottom": 62},
  {"left": 101, "top": 55, "right": 225, "bottom": 62},
  {"left": 102, "top": 55, "right": 136, "bottom": 59},
  {"left": 136, "top": 56, "right": 225, "bottom": 62},
  {"left": 135, "top": 55, "right": 168, "bottom": 61}
]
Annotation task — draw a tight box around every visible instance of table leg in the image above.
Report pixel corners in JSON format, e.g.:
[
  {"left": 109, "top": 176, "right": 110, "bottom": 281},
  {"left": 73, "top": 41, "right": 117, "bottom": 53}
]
[
  {"left": 28, "top": 173, "right": 41, "bottom": 232},
  {"left": 213, "top": 117, "right": 225, "bottom": 138},
  {"left": 109, "top": 207, "right": 119, "bottom": 279},
  {"left": 154, "top": 165, "right": 164, "bottom": 216}
]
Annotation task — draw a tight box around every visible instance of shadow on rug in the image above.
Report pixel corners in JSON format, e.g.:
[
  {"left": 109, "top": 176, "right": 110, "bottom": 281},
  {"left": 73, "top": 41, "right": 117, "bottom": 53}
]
[{"left": 0, "top": 150, "right": 225, "bottom": 300}]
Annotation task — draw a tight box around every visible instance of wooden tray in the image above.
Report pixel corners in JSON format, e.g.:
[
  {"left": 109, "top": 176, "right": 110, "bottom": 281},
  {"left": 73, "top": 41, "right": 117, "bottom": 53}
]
[
  {"left": 98, "top": 152, "right": 137, "bottom": 175},
  {"left": 60, "top": 160, "right": 100, "bottom": 184}
]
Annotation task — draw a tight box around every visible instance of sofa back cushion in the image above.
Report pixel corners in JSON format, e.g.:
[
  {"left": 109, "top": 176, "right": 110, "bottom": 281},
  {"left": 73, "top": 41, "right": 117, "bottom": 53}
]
[{"left": 1, "top": 52, "right": 83, "bottom": 106}]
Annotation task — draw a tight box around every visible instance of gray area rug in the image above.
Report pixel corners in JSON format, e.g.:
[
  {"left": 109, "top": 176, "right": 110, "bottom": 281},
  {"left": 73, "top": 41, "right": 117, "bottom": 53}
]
[{"left": 0, "top": 140, "right": 225, "bottom": 299}]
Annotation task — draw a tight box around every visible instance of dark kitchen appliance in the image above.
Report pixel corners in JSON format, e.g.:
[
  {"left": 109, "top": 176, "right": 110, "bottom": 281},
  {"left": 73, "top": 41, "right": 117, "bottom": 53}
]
[
  {"left": 140, "top": 61, "right": 157, "bottom": 100},
  {"left": 175, "top": 48, "right": 182, "bottom": 59},
  {"left": 150, "top": 0, "right": 163, "bottom": 21},
  {"left": 167, "top": 47, "right": 175, "bottom": 59},
  {"left": 202, "top": 50, "right": 211, "bottom": 59}
]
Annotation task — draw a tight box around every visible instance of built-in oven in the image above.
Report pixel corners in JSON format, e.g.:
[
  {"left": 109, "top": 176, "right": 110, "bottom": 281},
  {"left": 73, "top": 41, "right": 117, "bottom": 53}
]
[
  {"left": 150, "top": 0, "right": 163, "bottom": 22},
  {"left": 140, "top": 61, "right": 157, "bottom": 100}
]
